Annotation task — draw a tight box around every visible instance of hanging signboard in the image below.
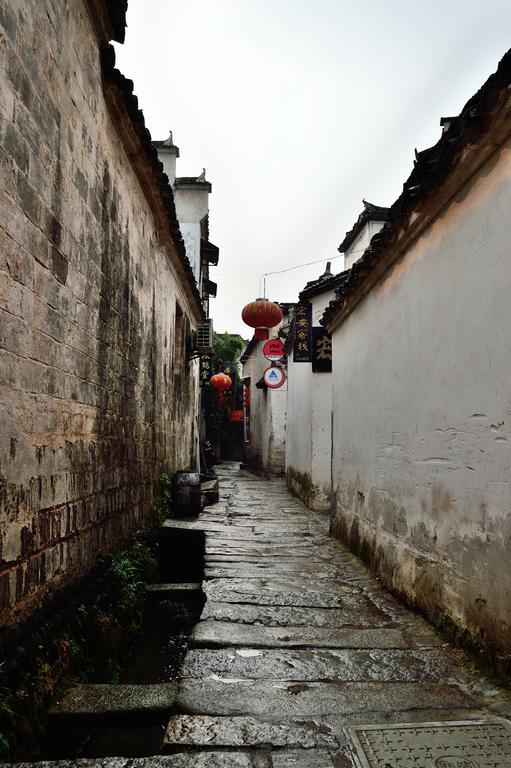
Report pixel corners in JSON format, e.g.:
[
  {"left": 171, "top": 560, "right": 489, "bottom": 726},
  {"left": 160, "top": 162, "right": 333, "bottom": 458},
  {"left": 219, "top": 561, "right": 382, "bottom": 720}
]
[
  {"left": 263, "top": 338, "right": 285, "bottom": 361},
  {"left": 293, "top": 302, "right": 312, "bottom": 362},
  {"left": 312, "top": 327, "right": 332, "bottom": 373},
  {"left": 199, "top": 355, "right": 213, "bottom": 387},
  {"left": 220, "top": 363, "right": 237, "bottom": 381},
  {"left": 263, "top": 366, "right": 286, "bottom": 389}
]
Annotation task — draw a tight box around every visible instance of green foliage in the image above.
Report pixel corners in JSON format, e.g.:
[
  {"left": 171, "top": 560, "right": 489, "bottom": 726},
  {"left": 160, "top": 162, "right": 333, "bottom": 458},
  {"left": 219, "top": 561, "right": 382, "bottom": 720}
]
[
  {"left": 0, "top": 532, "right": 159, "bottom": 760},
  {"left": 109, "top": 533, "right": 157, "bottom": 634},
  {"left": 153, "top": 473, "right": 173, "bottom": 525},
  {"left": 212, "top": 332, "right": 246, "bottom": 369},
  {"left": 205, "top": 332, "right": 247, "bottom": 439}
]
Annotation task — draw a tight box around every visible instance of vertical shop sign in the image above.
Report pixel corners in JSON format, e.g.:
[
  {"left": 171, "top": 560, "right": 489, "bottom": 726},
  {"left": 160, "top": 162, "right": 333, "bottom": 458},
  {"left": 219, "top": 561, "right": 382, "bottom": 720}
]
[
  {"left": 199, "top": 355, "right": 213, "bottom": 387},
  {"left": 293, "top": 302, "right": 312, "bottom": 362},
  {"left": 312, "top": 328, "right": 332, "bottom": 372}
]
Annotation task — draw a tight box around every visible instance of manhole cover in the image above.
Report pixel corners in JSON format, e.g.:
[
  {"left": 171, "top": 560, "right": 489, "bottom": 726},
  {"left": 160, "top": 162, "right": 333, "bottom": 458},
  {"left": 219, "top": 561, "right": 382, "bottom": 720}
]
[{"left": 346, "top": 720, "right": 511, "bottom": 768}]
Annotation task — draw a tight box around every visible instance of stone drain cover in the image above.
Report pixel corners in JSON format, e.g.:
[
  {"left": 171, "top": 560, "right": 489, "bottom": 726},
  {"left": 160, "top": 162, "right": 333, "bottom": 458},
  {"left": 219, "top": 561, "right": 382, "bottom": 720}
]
[{"left": 346, "top": 720, "right": 511, "bottom": 767}]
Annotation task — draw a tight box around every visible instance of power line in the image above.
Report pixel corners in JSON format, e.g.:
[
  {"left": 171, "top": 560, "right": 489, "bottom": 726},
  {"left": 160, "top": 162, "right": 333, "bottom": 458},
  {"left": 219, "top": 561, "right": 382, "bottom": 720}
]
[
  {"left": 216, "top": 252, "right": 343, "bottom": 281},
  {"left": 264, "top": 253, "right": 342, "bottom": 278}
]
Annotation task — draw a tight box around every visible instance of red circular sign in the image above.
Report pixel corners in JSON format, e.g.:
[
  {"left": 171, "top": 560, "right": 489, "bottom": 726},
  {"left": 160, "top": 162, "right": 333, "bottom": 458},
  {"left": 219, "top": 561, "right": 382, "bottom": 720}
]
[
  {"left": 263, "top": 366, "right": 286, "bottom": 389},
  {"left": 263, "top": 339, "right": 285, "bottom": 361}
]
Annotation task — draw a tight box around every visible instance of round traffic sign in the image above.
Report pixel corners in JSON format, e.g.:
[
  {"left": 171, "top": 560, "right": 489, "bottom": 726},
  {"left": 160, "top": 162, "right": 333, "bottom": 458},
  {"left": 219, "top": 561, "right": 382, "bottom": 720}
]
[
  {"left": 263, "top": 339, "right": 285, "bottom": 361},
  {"left": 263, "top": 365, "right": 286, "bottom": 389}
]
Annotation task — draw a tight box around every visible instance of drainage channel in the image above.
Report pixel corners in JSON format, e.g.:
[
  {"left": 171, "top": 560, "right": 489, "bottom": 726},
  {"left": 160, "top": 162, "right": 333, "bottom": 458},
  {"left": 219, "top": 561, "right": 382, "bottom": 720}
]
[{"left": 41, "top": 526, "right": 206, "bottom": 760}]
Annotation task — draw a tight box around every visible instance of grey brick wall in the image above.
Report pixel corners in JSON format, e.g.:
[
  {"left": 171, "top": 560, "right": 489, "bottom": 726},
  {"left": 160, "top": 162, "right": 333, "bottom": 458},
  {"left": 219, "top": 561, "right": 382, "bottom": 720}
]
[{"left": 0, "top": 0, "right": 199, "bottom": 621}]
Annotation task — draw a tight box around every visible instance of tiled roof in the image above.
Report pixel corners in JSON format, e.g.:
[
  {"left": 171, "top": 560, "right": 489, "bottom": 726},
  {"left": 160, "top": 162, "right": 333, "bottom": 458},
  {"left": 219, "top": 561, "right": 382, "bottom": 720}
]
[
  {"left": 300, "top": 267, "right": 350, "bottom": 301},
  {"left": 323, "top": 47, "right": 511, "bottom": 331},
  {"left": 104, "top": 0, "right": 128, "bottom": 42},
  {"left": 175, "top": 173, "right": 212, "bottom": 192},
  {"left": 201, "top": 239, "right": 219, "bottom": 266},
  {"left": 240, "top": 337, "right": 259, "bottom": 364},
  {"left": 101, "top": 45, "right": 204, "bottom": 318},
  {"left": 338, "top": 200, "right": 391, "bottom": 254},
  {"left": 153, "top": 132, "right": 180, "bottom": 156}
]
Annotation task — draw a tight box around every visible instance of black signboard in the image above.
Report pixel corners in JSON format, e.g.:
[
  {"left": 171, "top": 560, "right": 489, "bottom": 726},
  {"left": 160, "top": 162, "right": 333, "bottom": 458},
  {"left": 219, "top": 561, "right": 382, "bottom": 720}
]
[
  {"left": 220, "top": 363, "right": 237, "bottom": 382},
  {"left": 293, "top": 302, "right": 312, "bottom": 362},
  {"left": 219, "top": 363, "right": 237, "bottom": 396},
  {"left": 312, "top": 327, "right": 332, "bottom": 372},
  {"left": 199, "top": 355, "right": 213, "bottom": 387}
]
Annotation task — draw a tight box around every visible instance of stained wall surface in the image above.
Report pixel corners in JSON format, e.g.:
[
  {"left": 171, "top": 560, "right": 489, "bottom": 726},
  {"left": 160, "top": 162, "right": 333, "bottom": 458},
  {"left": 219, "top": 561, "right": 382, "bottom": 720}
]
[
  {"left": 242, "top": 337, "right": 287, "bottom": 477},
  {"left": 330, "top": 141, "right": 511, "bottom": 653},
  {"left": 0, "top": 0, "right": 199, "bottom": 620},
  {"left": 286, "top": 290, "right": 334, "bottom": 510}
]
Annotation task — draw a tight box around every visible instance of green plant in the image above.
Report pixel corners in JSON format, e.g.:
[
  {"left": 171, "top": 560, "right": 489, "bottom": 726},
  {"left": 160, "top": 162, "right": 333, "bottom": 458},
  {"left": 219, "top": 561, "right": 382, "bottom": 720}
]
[
  {"left": 153, "top": 473, "right": 173, "bottom": 525},
  {"left": 109, "top": 533, "right": 158, "bottom": 635}
]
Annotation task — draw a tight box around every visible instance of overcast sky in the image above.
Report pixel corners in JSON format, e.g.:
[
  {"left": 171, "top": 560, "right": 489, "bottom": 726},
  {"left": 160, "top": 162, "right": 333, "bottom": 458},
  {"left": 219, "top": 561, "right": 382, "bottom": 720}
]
[{"left": 115, "top": 1, "right": 511, "bottom": 336}]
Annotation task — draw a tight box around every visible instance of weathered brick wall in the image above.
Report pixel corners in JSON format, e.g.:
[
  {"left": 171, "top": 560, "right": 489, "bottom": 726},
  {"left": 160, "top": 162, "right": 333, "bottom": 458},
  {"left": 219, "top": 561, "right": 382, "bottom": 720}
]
[{"left": 0, "top": 0, "right": 199, "bottom": 621}]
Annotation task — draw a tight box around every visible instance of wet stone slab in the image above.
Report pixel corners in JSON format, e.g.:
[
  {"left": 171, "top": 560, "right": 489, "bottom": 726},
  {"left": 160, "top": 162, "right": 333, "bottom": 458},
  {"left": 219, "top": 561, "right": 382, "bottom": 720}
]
[
  {"left": 176, "top": 679, "right": 476, "bottom": 718},
  {"left": 190, "top": 620, "right": 418, "bottom": 649},
  {"left": 181, "top": 648, "right": 465, "bottom": 683},
  {"left": 163, "top": 714, "right": 340, "bottom": 749},
  {"left": 204, "top": 563, "right": 343, "bottom": 580},
  {"left": 203, "top": 578, "right": 362, "bottom": 607},
  {"left": 201, "top": 600, "right": 396, "bottom": 628},
  {"left": 51, "top": 683, "right": 178, "bottom": 717},
  {"left": 2, "top": 756, "right": 284, "bottom": 768}
]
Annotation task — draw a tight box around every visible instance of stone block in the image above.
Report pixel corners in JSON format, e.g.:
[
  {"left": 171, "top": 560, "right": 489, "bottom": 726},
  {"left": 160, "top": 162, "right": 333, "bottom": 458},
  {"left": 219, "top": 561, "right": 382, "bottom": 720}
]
[
  {"left": 0, "top": 116, "right": 29, "bottom": 174},
  {"left": 0, "top": 2, "right": 17, "bottom": 42}
]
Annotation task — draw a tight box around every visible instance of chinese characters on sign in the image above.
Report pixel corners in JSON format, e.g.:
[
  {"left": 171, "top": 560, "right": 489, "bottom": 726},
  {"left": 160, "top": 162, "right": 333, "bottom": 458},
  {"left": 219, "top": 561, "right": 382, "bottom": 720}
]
[
  {"left": 312, "top": 328, "right": 332, "bottom": 372},
  {"left": 220, "top": 363, "right": 236, "bottom": 395},
  {"left": 263, "top": 339, "right": 285, "bottom": 361},
  {"left": 293, "top": 302, "right": 312, "bottom": 362},
  {"left": 199, "top": 355, "right": 213, "bottom": 387}
]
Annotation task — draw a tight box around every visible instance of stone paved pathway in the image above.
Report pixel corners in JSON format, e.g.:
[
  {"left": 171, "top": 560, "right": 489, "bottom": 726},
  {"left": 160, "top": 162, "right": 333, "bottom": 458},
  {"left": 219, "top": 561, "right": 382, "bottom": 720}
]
[
  {"left": 11, "top": 464, "right": 511, "bottom": 767},
  {"left": 158, "top": 464, "right": 511, "bottom": 765}
]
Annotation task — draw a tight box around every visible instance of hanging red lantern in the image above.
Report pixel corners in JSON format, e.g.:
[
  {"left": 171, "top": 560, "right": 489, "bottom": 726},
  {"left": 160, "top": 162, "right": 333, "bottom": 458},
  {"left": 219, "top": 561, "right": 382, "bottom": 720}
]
[
  {"left": 241, "top": 298, "right": 283, "bottom": 341},
  {"left": 210, "top": 373, "right": 232, "bottom": 402}
]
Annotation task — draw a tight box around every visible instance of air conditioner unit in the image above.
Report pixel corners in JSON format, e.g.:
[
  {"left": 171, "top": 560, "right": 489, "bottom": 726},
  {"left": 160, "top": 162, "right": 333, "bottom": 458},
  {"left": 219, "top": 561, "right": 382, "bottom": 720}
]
[{"left": 195, "top": 318, "right": 213, "bottom": 355}]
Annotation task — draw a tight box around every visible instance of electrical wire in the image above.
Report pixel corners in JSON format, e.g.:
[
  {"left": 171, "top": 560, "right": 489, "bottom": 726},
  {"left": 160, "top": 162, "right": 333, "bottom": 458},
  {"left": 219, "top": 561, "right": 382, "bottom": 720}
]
[{"left": 216, "top": 252, "right": 343, "bottom": 279}]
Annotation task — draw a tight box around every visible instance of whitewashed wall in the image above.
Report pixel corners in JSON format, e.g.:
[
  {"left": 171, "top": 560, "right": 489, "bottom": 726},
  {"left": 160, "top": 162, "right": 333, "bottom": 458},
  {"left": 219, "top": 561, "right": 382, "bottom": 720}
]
[
  {"left": 243, "top": 335, "right": 287, "bottom": 476},
  {"left": 286, "top": 289, "right": 334, "bottom": 509},
  {"left": 330, "top": 139, "right": 511, "bottom": 655},
  {"left": 344, "top": 220, "right": 386, "bottom": 269},
  {"left": 174, "top": 188, "right": 209, "bottom": 284}
]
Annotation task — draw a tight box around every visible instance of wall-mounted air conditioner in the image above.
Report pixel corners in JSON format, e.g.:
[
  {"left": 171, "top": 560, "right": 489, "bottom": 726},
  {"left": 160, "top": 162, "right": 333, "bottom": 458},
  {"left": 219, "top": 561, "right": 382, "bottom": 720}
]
[{"left": 194, "top": 318, "right": 213, "bottom": 355}]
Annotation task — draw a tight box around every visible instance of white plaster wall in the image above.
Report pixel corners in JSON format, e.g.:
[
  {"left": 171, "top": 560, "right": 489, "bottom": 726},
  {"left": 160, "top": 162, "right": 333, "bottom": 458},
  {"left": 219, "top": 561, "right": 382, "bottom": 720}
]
[
  {"left": 286, "top": 290, "right": 334, "bottom": 509},
  {"left": 243, "top": 333, "right": 287, "bottom": 476},
  {"left": 158, "top": 151, "right": 177, "bottom": 186},
  {"left": 179, "top": 221, "right": 201, "bottom": 284},
  {"left": 344, "top": 220, "right": 386, "bottom": 270},
  {"left": 174, "top": 188, "right": 209, "bottom": 284},
  {"left": 311, "top": 371, "right": 332, "bottom": 509},
  {"left": 331, "top": 140, "right": 511, "bottom": 653},
  {"left": 285, "top": 348, "right": 312, "bottom": 488}
]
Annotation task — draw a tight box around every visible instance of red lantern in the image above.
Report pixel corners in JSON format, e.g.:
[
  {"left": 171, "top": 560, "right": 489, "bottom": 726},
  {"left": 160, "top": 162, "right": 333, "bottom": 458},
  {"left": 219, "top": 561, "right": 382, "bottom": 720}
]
[
  {"left": 210, "top": 373, "right": 232, "bottom": 402},
  {"left": 241, "top": 298, "right": 283, "bottom": 341}
]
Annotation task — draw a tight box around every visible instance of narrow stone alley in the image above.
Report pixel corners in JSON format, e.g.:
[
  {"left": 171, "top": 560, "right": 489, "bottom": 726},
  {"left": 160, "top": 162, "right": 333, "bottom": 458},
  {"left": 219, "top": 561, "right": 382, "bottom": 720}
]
[{"left": 18, "top": 464, "right": 511, "bottom": 767}]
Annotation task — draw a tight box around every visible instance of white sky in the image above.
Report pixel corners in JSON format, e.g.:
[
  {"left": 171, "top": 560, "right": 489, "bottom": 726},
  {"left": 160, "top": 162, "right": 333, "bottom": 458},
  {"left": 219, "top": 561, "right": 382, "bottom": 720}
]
[{"left": 115, "top": 1, "right": 511, "bottom": 336}]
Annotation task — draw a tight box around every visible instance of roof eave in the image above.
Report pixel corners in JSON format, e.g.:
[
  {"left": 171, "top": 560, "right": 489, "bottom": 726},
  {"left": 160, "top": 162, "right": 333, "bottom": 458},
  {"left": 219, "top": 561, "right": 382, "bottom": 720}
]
[
  {"left": 324, "top": 48, "right": 511, "bottom": 334},
  {"left": 101, "top": 46, "right": 204, "bottom": 321}
]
